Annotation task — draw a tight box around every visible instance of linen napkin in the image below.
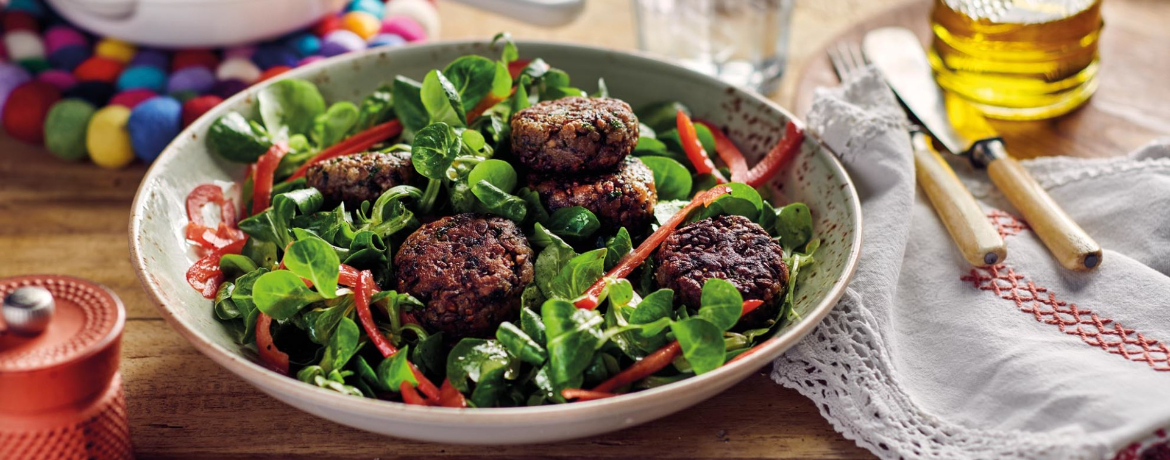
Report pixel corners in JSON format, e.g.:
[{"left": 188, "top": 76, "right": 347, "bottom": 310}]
[{"left": 773, "top": 67, "right": 1170, "bottom": 460}]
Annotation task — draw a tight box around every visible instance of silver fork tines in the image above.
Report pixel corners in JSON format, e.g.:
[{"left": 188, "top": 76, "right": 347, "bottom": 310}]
[{"left": 828, "top": 41, "right": 867, "bottom": 83}]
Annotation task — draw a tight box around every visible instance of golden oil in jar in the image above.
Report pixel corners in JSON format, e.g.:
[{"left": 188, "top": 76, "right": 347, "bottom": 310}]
[{"left": 929, "top": 0, "right": 1104, "bottom": 120}]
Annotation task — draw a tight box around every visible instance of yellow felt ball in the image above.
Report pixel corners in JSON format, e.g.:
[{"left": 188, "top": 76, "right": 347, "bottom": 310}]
[
  {"left": 341, "top": 11, "right": 380, "bottom": 40},
  {"left": 94, "top": 38, "right": 136, "bottom": 63},
  {"left": 86, "top": 105, "right": 135, "bottom": 169}
]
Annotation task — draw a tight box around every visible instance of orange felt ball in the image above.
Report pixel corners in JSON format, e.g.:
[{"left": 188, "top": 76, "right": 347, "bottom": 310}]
[
  {"left": 341, "top": 11, "right": 380, "bottom": 40},
  {"left": 2, "top": 80, "right": 61, "bottom": 144},
  {"left": 172, "top": 49, "right": 219, "bottom": 72},
  {"left": 258, "top": 65, "right": 291, "bottom": 82},
  {"left": 73, "top": 56, "right": 125, "bottom": 83},
  {"left": 181, "top": 94, "right": 222, "bottom": 127}
]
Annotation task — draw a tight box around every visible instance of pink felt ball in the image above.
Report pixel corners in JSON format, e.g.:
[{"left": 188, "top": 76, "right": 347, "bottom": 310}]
[
  {"left": 380, "top": 16, "right": 427, "bottom": 42},
  {"left": 298, "top": 55, "right": 325, "bottom": 67},
  {"left": 37, "top": 69, "right": 76, "bottom": 89},
  {"left": 109, "top": 89, "right": 157, "bottom": 109},
  {"left": 44, "top": 26, "right": 88, "bottom": 54}
]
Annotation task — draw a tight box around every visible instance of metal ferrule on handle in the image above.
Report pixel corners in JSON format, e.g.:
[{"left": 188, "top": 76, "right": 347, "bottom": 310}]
[{"left": 911, "top": 129, "right": 1007, "bottom": 266}]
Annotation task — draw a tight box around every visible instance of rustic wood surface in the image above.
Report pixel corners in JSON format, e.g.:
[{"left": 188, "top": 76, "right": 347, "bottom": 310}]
[{"left": 2, "top": 0, "right": 1166, "bottom": 458}]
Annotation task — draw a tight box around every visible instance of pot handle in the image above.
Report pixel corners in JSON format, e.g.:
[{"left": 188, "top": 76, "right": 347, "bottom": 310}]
[{"left": 448, "top": 0, "right": 586, "bottom": 27}]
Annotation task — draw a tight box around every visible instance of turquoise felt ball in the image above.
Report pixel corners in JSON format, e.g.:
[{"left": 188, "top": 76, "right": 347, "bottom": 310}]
[
  {"left": 8, "top": 0, "right": 46, "bottom": 18},
  {"left": 348, "top": 0, "right": 384, "bottom": 19},
  {"left": 127, "top": 96, "right": 181, "bottom": 162},
  {"left": 285, "top": 33, "right": 321, "bottom": 58},
  {"left": 117, "top": 65, "right": 168, "bottom": 92}
]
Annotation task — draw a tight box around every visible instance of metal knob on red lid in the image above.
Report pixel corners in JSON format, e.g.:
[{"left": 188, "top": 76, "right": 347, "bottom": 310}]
[
  {"left": 3, "top": 286, "right": 56, "bottom": 336},
  {"left": 0, "top": 275, "right": 133, "bottom": 460}
]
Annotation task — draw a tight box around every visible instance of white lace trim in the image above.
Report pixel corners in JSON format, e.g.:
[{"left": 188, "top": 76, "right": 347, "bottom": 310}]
[{"left": 772, "top": 290, "right": 1105, "bottom": 460}]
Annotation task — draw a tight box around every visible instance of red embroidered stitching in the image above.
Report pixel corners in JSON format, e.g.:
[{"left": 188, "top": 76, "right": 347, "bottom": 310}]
[
  {"left": 1113, "top": 428, "right": 1170, "bottom": 460},
  {"left": 961, "top": 265, "right": 1170, "bottom": 371},
  {"left": 987, "top": 209, "right": 1029, "bottom": 237},
  {"left": 979, "top": 215, "right": 1170, "bottom": 459}
]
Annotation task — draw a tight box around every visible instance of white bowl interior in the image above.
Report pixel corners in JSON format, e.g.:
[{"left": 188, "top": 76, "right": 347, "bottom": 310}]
[{"left": 130, "top": 40, "right": 861, "bottom": 444}]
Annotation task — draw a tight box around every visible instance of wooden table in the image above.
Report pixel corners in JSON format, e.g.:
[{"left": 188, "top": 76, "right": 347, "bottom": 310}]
[{"left": 3, "top": 0, "right": 1166, "bottom": 458}]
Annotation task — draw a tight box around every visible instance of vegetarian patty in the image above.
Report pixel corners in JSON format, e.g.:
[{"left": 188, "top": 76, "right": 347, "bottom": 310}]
[
  {"left": 654, "top": 215, "right": 789, "bottom": 330},
  {"left": 395, "top": 213, "right": 535, "bottom": 340},
  {"left": 305, "top": 150, "right": 416, "bottom": 208},
  {"left": 527, "top": 156, "right": 658, "bottom": 234},
  {"left": 510, "top": 96, "right": 639, "bottom": 173}
]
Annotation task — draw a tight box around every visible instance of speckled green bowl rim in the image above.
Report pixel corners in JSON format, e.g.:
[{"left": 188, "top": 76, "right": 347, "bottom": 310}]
[{"left": 129, "top": 39, "right": 862, "bottom": 425}]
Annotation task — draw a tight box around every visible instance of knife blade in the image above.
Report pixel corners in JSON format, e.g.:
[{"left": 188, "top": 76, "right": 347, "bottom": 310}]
[
  {"left": 863, "top": 26, "right": 1103, "bottom": 271},
  {"left": 862, "top": 28, "right": 976, "bottom": 156}
]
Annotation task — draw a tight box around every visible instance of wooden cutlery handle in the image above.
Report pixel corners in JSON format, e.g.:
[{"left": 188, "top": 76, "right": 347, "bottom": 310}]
[
  {"left": 980, "top": 140, "right": 1103, "bottom": 271},
  {"left": 911, "top": 131, "right": 1006, "bottom": 266}
]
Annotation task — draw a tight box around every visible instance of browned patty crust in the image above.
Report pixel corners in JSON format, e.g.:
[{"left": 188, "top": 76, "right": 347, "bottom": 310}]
[
  {"left": 654, "top": 215, "right": 790, "bottom": 330},
  {"left": 305, "top": 150, "right": 416, "bottom": 207},
  {"left": 510, "top": 96, "right": 639, "bottom": 173},
  {"left": 527, "top": 156, "right": 658, "bottom": 234},
  {"left": 394, "top": 214, "right": 535, "bottom": 340}
]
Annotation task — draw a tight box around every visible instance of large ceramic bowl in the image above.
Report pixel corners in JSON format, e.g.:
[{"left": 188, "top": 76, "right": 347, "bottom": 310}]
[{"left": 129, "top": 40, "right": 862, "bottom": 444}]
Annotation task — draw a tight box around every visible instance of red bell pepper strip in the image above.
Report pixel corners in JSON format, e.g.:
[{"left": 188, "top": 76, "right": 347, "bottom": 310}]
[
  {"left": 739, "top": 121, "right": 804, "bottom": 189},
  {"left": 400, "top": 382, "right": 429, "bottom": 406},
  {"left": 412, "top": 366, "right": 440, "bottom": 401},
  {"left": 401, "top": 311, "right": 421, "bottom": 326},
  {"left": 466, "top": 88, "right": 514, "bottom": 123},
  {"left": 185, "top": 184, "right": 244, "bottom": 249},
  {"left": 741, "top": 299, "right": 764, "bottom": 316},
  {"left": 347, "top": 267, "right": 442, "bottom": 401},
  {"left": 677, "top": 110, "right": 727, "bottom": 184},
  {"left": 186, "top": 184, "right": 238, "bottom": 227},
  {"left": 256, "top": 312, "right": 290, "bottom": 375},
  {"left": 592, "top": 341, "right": 683, "bottom": 393},
  {"left": 561, "top": 388, "right": 619, "bottom": 402},
  {"left": 437, "top": 379, "right": 468, "bottom": 408},
  {"left": 185, "top": 222, "right": 245, "bottom": 249},
  {"left": 251, "top": 142, "right": 289, "bottom": 215},
  {"left": 507, "top": 59, "right": 532, "bottom": 79},
  {"left": 574, "top": 185, "right": 732, "bottom": 309},
  {"left": 338, "top": 264, "right": 361, "bottom": 288},
  {"left": 580, "top": 299, "right": 766, "bottom": 395},
  {"left": 185, "top": 237, "right": 248, "bottom": 298},
  {"left": 355, "top": 269, "right": 399, "bottom": 357},
  {"left": 286, "top": 120, "right": 403, "bottom": 181},
  {"left": 694, "top": 119, "right": 749, "bottom": 180}
]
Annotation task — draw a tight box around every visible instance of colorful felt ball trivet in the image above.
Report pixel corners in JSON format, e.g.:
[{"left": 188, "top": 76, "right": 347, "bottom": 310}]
[{"left": 0, "top": 0, "right": 436, "bottom": 168}]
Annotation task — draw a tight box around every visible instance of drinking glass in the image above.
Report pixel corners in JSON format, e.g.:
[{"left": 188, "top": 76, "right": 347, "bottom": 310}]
[{"left": 631, "top": 0, "right": 795, "bottom": 95}]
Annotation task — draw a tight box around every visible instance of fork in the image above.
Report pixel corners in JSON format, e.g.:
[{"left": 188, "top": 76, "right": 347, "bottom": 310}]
[{"left": 828, "top": 41, "right": 1007, "bottom": 267}]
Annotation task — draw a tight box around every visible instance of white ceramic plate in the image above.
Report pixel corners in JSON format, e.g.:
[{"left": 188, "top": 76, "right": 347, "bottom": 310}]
[{"left": 129, "top": 40, "right": 862, "bottom": 444}]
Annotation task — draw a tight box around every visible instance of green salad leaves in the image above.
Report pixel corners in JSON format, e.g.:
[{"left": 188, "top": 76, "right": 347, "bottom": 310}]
[{"left": 199, "top": 36, "right": 820, "bottom": 408}]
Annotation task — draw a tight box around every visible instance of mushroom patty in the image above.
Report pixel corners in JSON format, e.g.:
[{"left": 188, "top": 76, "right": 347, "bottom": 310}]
[
  {"left": 305, "top": 150, "right": 416, "bottom": 208},
  {"left": 395, "top": 213, "right": 535, "bottom": 340},
  {"left": 510, "top": 96, "right": 639, "bottom": 173},
  {"left": 527, "top": 156, "right": 658, "bottom": 234},
  {"left": 654, "top": 215, "right": 789, "bottom": 330}
]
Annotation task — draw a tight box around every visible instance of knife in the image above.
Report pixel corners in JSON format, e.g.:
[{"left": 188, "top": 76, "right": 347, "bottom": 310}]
[{"left": 863, "top": 27, "right": 1103, "bottom": 271}]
